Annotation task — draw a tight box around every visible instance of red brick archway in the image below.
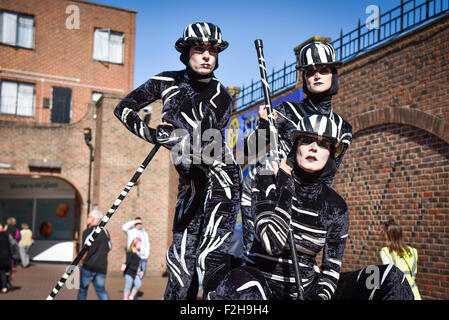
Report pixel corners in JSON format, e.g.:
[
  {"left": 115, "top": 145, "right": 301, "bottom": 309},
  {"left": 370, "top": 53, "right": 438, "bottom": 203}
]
[{"left": 349, "top": 107, "right": 449, "bottom": 144}]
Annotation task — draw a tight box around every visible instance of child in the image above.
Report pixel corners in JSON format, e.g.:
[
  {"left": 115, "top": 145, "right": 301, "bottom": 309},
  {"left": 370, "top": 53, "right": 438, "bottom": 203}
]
[{"left": 121, "top": 238, "right": 143, "bottom": 300}]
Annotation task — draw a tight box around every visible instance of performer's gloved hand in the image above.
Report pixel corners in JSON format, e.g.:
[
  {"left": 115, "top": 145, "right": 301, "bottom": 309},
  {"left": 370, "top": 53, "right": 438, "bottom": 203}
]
[
  {"left": 258, "top": 104, "right": 278, "bottom": 123},
  {"left": 155, "top": 122, "right": 189, "bottom": 151},
  {"left": 141, "top": 124, "right": 156, "bottom": 144},
  {"left": 155, "top": 122, "right": 175, "bottom": 144},
  {"left": 272, "top": 158, "right": 292, "bottom": 177}
]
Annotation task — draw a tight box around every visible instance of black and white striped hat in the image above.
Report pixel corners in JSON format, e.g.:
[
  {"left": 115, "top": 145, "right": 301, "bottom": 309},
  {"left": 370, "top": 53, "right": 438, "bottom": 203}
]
[
  {"left": 296, "top": 41, "right": 342, "bottom": 70},
  {"left": 175, "top": 22, "right": 229, "bottom": 53},
  {"left": 290, "top": 114, "right": 343, "bottom": 156}
]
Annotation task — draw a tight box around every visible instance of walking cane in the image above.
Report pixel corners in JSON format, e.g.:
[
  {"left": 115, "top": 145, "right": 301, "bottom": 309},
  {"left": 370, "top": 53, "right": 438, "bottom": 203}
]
[
  {"left": 254, "top": 39, "right": 305, "bottom": 300},
  {"left": 46, "top": 144, "right": 161, "bottom": 300}
]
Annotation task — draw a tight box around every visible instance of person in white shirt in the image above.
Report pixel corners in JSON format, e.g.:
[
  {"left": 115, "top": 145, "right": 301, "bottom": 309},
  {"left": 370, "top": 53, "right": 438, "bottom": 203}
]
[{"left": 122, "top": 217, "right": 150, "bottom": 277}]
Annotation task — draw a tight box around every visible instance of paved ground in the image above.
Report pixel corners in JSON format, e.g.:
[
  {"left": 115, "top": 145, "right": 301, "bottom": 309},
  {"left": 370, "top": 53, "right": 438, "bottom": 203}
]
[{"left": 1, "top": 262, "right": 168, "bottom": 300}]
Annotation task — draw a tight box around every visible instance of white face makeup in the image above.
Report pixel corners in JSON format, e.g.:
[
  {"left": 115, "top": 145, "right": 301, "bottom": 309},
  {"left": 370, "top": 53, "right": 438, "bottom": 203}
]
[
  {"left": 296, "top": 136, "right": 331, "bottom": 173},
  {"left": 304, "top": 66, "right": 332, "bottom": 94},
  {"left": 189, "top": 44, "right": 218, "bottom": 76}
]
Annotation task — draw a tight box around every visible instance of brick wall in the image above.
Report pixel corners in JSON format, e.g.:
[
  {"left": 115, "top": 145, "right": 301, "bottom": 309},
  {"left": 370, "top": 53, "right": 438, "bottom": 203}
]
[
  {"left": 0, "top": 0, "right": 135, "bottom": 123},
  {"left": 230, "top": 13, "right": 449, "bottom": 300},
  {"left": 94, "top": 94, "right": 172, "bottom": 276},
  {"left": 295, "top": 14, "right": 449, "bottom": 299}
]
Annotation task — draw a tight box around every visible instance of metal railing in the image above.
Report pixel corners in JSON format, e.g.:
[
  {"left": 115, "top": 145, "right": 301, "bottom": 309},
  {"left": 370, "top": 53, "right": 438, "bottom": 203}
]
[
  {"left": 236, "top": 61, "right": 297, "bottom": 110},
  {"left": 332, "top": 0, "right": 449, "bottom": 61},
  {"left": 235, "top": 0, "right": 449, "bottom": 111}
]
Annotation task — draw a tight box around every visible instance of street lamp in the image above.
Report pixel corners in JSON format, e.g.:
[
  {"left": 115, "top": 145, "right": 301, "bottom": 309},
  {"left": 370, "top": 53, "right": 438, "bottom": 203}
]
[{"left": 83, "top": 128, "right": 94, "bottom": 214}]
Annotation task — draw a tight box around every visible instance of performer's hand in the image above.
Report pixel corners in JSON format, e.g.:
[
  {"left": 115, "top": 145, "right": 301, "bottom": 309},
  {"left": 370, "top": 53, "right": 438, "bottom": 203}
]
[
  {"left": 258, "top": 105, "right": 278, "bottom": 122},
  {"left": 272, "top": 158, "right": 292, "bottom": 177}
]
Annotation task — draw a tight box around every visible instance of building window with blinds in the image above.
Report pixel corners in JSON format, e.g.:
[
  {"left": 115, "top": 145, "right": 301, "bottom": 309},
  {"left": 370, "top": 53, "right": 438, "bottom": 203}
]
[
  {"left": 0, "top": 80, "right": 35, "bottom": 117},
  {"left": 0, "top": 11, "right": 35, "bottom": 49},
  {"left": 93, "top": 28, "right": 124, "bottom": 64}
]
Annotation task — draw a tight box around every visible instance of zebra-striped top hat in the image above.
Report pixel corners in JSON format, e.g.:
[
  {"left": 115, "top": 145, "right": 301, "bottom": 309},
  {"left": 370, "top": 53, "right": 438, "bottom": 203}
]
[
  {"left": 290, "top": 114, "right": 343, "bottom": 157},
  {"left": 175, "top": 22, "right": 229, "bottom": 53},
  {"left": 296, "top": 41, "right": 342, "bottom": 70}
]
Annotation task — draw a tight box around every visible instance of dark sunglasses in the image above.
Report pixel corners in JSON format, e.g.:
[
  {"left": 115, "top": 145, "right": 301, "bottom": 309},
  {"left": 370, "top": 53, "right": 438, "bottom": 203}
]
[
  {"left": 304, "top": 67, "right": 332, "bottom": 77},
  {"left": 298, "top": 136, "right": 332, "bottom": 149}
]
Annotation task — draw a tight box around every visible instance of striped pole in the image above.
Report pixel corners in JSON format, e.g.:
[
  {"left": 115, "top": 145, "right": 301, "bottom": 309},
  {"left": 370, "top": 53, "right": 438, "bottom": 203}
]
[
  {"left": 254, "top": 39, "right": 279, "bottom": 156},
  {"left": 254, "top": 39, "right": 304, "bottom": 300},
  {"left": 46, "top": 144, "right": 161, "bottom": 300}
]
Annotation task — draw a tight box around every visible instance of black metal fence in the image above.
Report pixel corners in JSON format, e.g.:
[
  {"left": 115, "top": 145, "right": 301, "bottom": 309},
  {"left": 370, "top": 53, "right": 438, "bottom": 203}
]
[
  {"left": 235, "top": 0, "right": 449, "bottom": 111},
  {"left": 236, "top": 61, "right": 297, "bottom": 110}
]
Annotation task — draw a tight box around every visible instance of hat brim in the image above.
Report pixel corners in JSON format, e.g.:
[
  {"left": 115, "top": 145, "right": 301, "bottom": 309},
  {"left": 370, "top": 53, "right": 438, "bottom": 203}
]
[
  {"left": 175, "top": 37, "right": 229, "bottom": 53},
  {"left": 296, "top": 61, "right": 343, "bottom": 70}
]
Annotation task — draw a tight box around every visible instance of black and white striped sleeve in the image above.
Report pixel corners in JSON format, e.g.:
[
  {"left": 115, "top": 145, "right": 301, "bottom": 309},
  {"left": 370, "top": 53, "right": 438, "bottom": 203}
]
[
  {"left": 315, "top": 203, "right": 349, "bottom": 300},
  {"left": 114, "top": 72, "right": 169, "bottom": 144},
  {"left": 252, "top": 168, "right": 295, "bottom": 256}
]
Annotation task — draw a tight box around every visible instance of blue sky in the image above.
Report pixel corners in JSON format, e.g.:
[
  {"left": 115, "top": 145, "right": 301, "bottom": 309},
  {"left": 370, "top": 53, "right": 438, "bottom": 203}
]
[{"left": 89, "top": 0, "right": 401, "bottom": 90}]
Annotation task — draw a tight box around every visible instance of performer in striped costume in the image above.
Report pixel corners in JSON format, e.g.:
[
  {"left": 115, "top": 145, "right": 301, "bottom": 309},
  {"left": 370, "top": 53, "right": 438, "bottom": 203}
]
[
  {"left": 114, "top": 22, "right": 241, "bottom": 299},
  {"left": 241, "top": 41, "right": 352, "bottom": 257},
  {"left": 210, "top": 115, "right": 349, "bottom": 300}
]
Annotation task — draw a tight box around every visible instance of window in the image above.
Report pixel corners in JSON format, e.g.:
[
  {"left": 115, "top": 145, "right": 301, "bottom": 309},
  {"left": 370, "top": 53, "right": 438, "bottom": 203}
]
[
  {"left": 93, "top": 29, "right": 124, "bottom": 64},
  {"left": 0, "top": 11, "right": 34, "bottom": 48},
  {"left": 0, "top": 80, "right": 35, "bottom": 117}
]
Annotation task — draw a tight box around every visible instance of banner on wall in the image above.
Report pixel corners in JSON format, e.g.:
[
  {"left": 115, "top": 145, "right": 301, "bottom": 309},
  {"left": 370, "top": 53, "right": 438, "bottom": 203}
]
[{"left": 0, "top": 176, "right": 75, "bottom": 199}]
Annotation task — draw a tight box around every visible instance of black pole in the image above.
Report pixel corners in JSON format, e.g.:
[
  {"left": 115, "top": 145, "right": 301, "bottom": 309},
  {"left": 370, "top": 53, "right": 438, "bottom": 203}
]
[
  {"left": 46, "top": 144, "right": 161, "bottom": 300},
  {"left": 254, "top": 39, "right": 304, "bottom": 300},
  {"left": 87, "top": 145, "right": 93, "bottom": 214}
]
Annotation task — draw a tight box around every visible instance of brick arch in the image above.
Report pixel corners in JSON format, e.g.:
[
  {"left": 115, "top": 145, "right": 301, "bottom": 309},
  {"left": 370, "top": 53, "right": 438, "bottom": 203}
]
[
  {"left": 333, "top": 123, "right": 449, "bottom": 299},
  {"left": 349, "top": 107, "right": 449, "bottom": 144}
]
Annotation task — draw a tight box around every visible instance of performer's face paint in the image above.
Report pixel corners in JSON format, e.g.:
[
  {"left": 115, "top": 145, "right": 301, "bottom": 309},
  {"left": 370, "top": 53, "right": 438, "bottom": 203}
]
[
  {"left": 304, "top": 66, "right": 332, "bottom": 94},
  {"left": 296, "top": 135, "right": 331, "bottom": 173},
  {"left": 189, "top": 44, "right": 218, "bottom": 76}
]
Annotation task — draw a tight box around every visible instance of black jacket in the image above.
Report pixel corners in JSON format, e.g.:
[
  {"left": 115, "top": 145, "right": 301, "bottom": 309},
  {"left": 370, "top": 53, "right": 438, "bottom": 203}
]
[
  {"left": 82, "top": 227, "right": 111, "bottom": 274},
  {"left": 124, "top": 252, "right": 141, "bottom": 278},
  {"left": 0, "top": 232, "right": 12, "bottom": 270}
]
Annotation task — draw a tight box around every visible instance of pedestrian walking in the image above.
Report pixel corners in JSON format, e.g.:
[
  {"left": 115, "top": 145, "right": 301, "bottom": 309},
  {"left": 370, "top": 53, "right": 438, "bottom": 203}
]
[
  {"left": 122, "top": 217, "right": 150, "bottom": 277},
  {"left": 1, "top": 217, "right": 20, "bottom": 284},
  {"left": 18, "top": 223, "right": 33, "bottom": 268},
  {"left": 77, "top": 210, "right": 111, "bottom": 300},
  {"left": 121, "top": 237, "right": 143, "bottom": 300},
  {"left": 0, "top": 230, "right": 12, "bottom": 293}
]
